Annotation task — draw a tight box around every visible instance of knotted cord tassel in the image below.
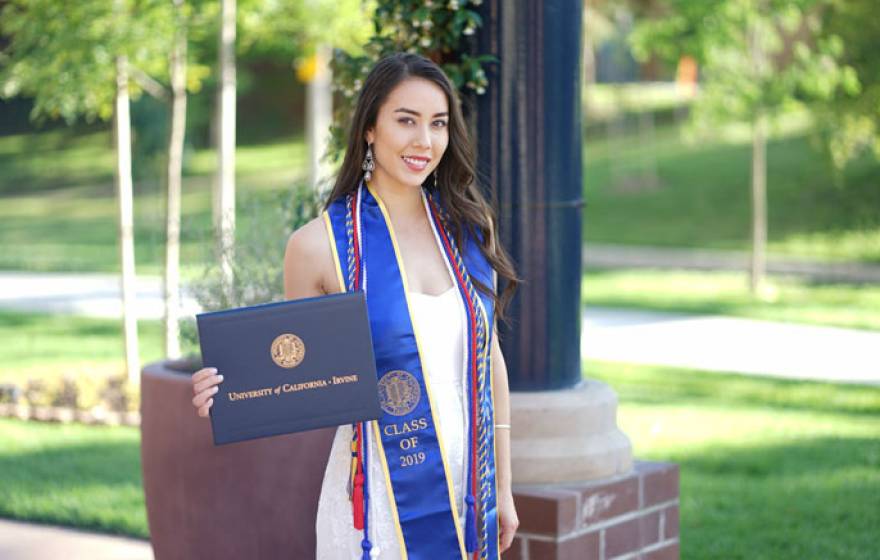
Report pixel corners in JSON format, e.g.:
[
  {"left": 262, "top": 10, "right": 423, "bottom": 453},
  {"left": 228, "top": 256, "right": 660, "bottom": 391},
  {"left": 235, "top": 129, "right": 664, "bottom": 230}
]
[
  {"left": 464, "top": 494, "right": 478, "bottom": 552},
  {"left": 352, "top": 472, "right": 365, "bottom": 530},
  {"left": 361, "top": 537, "right": 372, "bottom": 560},
  {"left": 352, "top": 423, "right": 365, "bottom": 530}
]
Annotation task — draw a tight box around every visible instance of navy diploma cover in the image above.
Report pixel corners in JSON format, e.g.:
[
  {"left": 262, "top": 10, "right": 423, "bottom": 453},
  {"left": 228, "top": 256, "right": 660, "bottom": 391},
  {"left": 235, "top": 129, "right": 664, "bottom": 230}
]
[{"left": 196, "top": 292, "right": 381, "bottom": 445}]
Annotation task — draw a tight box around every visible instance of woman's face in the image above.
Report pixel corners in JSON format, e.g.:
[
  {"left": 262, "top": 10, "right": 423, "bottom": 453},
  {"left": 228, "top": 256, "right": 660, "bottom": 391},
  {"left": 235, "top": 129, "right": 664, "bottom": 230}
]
[{"left": 365, "top": 77, "right": 450, "bottom": 191}]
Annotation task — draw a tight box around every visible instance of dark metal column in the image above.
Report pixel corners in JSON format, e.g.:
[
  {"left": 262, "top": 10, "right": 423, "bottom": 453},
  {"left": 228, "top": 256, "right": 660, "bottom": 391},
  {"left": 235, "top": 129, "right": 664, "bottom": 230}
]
[{"left": 472, "top": 0, "right": 584, "bottom": 391}]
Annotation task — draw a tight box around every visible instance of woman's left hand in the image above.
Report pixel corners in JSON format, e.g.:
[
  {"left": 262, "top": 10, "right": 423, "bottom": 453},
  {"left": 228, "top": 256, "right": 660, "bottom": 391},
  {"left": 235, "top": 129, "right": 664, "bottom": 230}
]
[{"left": 498, "top": 487, "right": 520, "bottom": 552}]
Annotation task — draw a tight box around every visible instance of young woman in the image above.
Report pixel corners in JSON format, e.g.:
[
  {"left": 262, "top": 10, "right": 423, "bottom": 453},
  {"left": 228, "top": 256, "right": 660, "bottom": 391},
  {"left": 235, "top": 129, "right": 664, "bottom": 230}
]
[{"left": 190, "top": 52, "right": 520, "bottom": 559}]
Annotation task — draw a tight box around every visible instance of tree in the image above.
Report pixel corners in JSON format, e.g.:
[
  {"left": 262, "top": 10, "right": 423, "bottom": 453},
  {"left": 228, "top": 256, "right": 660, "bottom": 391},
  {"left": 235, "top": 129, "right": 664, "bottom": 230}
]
[
  {"left": 0, "top": 0, "right": 175, "bottom": 380},
  {"left": 238, "top": 0, "right": 373, "bottom": 192},
  {"left": 214, "top": 0, "right": 236, "bottom": 300},
  {"left": 631, "top": 0, "right": 857, "bottom": 294},
  {"left": 812, "top": 0, "right": 879, "bottom": 169},
  {"left": 163, "top": 0, "right": 190, "bottom": 359},
  {"left": 203, "top": 0, "right": 373, "bottom": 292}
]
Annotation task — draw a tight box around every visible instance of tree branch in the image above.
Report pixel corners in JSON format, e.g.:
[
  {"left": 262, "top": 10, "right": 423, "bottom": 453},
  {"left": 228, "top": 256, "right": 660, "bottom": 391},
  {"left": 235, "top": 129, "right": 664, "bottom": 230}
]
[{"left": 130, "top": 66, "right": 169, "bottom": 102}]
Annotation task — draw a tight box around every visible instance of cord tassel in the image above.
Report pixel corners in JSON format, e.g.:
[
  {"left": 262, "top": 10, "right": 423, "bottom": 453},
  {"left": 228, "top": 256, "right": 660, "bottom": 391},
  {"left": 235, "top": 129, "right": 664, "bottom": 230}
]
[
  {"left": 361, "top": 537, "right": 372, "bottom": 560},
  {"left": 464, "top": 494, "right": 478, "bottom": 552},
  {"left": 352, "top": 472, "right": 365, "bottom": 530},
  {"left": 352, "top": 423, "right": 365, "bottom": 530}
]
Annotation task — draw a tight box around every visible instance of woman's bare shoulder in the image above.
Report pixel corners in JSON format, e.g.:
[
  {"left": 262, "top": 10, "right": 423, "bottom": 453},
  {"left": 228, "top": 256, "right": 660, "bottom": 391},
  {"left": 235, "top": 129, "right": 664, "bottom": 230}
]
[
  {"left": 286, "top": 215, "right": 330, "bottom": 256},
  {"left": 284, "top": 215, "right": 341, "bottom": 297}
]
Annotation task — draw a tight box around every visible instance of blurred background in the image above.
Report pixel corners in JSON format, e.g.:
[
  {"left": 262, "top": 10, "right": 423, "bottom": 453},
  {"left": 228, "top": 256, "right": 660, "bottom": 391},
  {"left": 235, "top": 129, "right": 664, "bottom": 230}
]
[{"left": 0, "top": 0, "right": 877, "bottom": 558}]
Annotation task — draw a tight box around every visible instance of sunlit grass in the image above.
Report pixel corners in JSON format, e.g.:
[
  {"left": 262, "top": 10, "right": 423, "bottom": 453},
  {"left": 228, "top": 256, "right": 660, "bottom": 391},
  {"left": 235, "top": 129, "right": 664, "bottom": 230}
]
[
  {"left": 3, "top": 115, "right": 880, "bottom": 273},
  {"left": 1, "top": 360, "right": 876, "bottom": 559},
  {"left": 0, "top": 419, "right": 146, "bottom": 538},
  {"left": 0, "top": 129, "right": 309, "bottom": 274},
  {"left": 587, "top": 360, "right": 880, "bottom": 560},
  {"left": 0, "top": 311, "right": 164, "bottom": 384},
  {"left": 583, "top": 119, "right": 880, "bottom": 263},
  {"left": 583, "top": 269, "right": 880, "bottom": 331}
]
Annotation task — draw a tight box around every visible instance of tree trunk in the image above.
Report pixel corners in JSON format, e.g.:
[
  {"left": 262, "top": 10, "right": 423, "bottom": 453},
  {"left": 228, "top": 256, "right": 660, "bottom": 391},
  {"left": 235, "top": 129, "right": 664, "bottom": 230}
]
[
  {"left": 306, "top": 45, "right": 333, "bottom": 192},
  {"left": 582, "top": 1, "right": 596, "bottom": 115},
  {"left": 215, "top": 0, "right": 236, "bottom": 299},
  {"left": 750, "top": 112, "right": 767, "bottom": 295},
  {"left": 164, "top": 1, "right": 187, "bottom": 359},
  {"left": 114, "top": 54, "right": 140, "bottom": 382},
  {"left": 748, "top": 11, "right": 768, "bottom": 296}
]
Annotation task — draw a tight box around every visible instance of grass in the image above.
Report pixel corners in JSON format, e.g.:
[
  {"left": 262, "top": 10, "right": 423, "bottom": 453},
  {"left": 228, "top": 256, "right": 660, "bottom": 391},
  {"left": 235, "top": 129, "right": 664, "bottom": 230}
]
[
  {"left": 587, "top": 360, "right": 880, "bottom": 560},
  {"left": 583, "top": 269, "right": 880, "bottom": 331},
  {"left": 0, "top": 311, "right": 165, "bottom": 385},
  {"left": 0, "top": 361, "right": 876, "bottom": 559},
  {"left": 0, "top": 129, "right": 308, "bottom": 275},
  {"left": 0, "top": 129, "right": 116, "bottom": 195},
  {"left": 0, "top": 419, "right": 146, "bottom": 538},
  {"left": 2, "top": 111, "right": 879, "bottom": 274},
  {"left": 583, "top": 114, "right": 880, "bottom": 263}
]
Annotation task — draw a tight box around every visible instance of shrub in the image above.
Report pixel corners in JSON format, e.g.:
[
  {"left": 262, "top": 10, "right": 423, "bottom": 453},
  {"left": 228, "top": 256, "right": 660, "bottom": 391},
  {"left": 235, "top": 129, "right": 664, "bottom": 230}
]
[{"left": 180, "top": 182, "right": 324, "bottom": 365}]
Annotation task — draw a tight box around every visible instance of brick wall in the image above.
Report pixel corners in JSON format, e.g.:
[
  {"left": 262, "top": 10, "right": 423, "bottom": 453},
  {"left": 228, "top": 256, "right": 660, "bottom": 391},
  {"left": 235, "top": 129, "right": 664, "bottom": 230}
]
[{"left": 502, "top": 460, "right": 680, "bottom": 560}]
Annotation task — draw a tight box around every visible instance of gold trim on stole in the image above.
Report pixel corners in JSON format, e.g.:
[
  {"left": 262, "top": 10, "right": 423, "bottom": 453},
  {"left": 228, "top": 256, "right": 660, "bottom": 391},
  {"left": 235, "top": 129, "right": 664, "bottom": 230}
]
[{"left": 322, "top": 210, "right": 410, "bottom": 559}]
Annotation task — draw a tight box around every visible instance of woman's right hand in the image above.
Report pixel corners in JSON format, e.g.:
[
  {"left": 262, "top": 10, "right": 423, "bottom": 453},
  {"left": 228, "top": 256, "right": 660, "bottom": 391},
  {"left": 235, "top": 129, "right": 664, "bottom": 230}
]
[{"left": 191, "top": 367, "right": 223, "bottom": 418}]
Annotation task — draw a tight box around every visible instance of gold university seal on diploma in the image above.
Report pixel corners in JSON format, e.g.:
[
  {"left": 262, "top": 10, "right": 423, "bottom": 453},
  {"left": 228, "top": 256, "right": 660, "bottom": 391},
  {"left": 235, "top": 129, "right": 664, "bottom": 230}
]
[
  {"left": 270, "top": 333, "right": 305, "bottom": 368},
  {"left": 378, "top": 370, "right": 420, "bottom": 416}
]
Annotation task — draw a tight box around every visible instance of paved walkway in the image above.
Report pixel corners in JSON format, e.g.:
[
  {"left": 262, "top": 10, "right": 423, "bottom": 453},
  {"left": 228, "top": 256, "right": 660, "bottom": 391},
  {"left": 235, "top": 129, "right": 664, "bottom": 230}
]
[
  {"left": 0, "top": 271, "right": 200, "bottom": 320},
  {"left": 584, "top": 243, "right": 880, "bottom": 283},
  {"left": 0, "top": 519, "right": 152, "bottom": 560},
  {"left": 582, "top": 306, "right": 879, "bottom": 385}
]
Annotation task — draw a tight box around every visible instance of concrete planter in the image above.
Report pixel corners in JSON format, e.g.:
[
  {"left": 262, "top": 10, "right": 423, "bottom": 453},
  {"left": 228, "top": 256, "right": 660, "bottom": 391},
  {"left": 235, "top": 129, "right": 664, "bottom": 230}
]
[{"left": 140, "top": 359, "right": 335, "bottom": 560}]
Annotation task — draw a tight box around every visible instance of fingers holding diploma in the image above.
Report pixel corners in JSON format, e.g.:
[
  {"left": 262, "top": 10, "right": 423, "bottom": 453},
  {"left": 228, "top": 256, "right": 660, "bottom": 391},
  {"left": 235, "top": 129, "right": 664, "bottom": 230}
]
[{"left": 191, "top": 367, "right": 224, "bottom": 418}]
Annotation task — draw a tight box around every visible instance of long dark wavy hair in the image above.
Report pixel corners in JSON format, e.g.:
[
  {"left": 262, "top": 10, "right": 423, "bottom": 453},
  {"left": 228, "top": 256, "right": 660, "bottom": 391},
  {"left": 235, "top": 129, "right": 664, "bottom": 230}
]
[{"left": 325, "top": 52, "right": 519, "bottom": 325}]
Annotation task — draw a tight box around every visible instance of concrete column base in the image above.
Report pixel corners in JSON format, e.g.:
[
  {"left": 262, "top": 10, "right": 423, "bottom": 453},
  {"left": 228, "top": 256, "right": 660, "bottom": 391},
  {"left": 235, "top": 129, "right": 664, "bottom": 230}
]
[{"left": 510, "top": 379, "right": 633, "bottom": 484}]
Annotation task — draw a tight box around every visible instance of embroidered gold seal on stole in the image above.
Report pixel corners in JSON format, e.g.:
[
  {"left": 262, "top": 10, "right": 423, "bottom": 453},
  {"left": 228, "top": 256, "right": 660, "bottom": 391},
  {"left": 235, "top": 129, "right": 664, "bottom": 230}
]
[
  {"left": 270, "top": 333, "right": 305, "bottom": 368},
  {"left": 378, "top": 370, "right": 421, "bottom": 416}
]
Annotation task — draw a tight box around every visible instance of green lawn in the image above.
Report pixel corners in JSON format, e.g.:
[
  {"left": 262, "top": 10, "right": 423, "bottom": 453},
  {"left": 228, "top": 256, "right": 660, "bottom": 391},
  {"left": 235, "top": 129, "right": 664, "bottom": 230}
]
[
  {"left": 587, "top": 361, "right": 880, "bottom": 560},
  {"left": 2, "top": 113, "right": 879, "bottom": 274},
  {"left": 0, "top": 311, "right": 164, "bottom": 384},
  {"left": 0, "top": 130, "right": 308, "bottom": 275},
  {"left": 583, "top": 269, "right": 880, "bottom": 331},
  {"left": 583, "top": 115, "right": 880, "bottom": 263},
  {"left": 0, "top": 419, "right": 146, "bottom": 538},
  {"left": 1, "top": 361, "right": 876, "bottom": 558}
]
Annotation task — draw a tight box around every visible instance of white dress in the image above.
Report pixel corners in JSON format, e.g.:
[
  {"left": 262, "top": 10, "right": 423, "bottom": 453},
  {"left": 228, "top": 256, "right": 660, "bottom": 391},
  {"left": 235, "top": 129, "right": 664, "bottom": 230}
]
[{"left": 315, "top": 286, "right": 469, "bottom": 559}]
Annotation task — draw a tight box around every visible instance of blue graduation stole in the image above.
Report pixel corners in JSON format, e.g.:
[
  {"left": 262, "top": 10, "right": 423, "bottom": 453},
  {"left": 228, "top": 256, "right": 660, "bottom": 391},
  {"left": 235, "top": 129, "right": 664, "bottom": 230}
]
[{"left": 323, "top": 181, "right": 500, "bottom": 560}]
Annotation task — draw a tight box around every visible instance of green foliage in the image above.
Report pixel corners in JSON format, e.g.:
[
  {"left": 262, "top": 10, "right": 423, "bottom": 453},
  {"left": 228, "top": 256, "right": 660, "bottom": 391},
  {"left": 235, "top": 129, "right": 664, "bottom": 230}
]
[
  {"left": 0, "top": 0, "right": 168, "bottom": 123},
  {"left": 180, "top": 182, "right": 324, "bottom": 359},
  {"left": 0, "top": 0, "right": 212, "bottom": 125},
  {"left": 238, "top": 0, "right": 373, "bottom": 60},
  {"left": 15, "top": 373, "right": 136, "bottom": 412},
  {"left": 811, "top": 0, "right": 880, "bottom": 168},
  {"left": 630, "top": 0, "right": 858, "bottom": 136},
  {"left": 328, "top": 0, "right": 495, "bottom": 159}
]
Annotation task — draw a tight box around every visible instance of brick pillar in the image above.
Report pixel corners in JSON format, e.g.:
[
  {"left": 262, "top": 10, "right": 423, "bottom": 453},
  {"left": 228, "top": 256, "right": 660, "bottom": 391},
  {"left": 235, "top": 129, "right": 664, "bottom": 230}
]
[{"left": 502, "top": 461, "right": 680, "bottom": 560}]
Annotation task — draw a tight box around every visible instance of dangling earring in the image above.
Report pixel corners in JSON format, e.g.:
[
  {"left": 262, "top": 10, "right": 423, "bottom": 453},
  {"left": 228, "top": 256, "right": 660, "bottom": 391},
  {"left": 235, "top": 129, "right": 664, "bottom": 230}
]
[
  {"left": 433, "top": 168, "right": 439, "bottom": 190},
  {"left": 362, "top": 144, "right": 374, "bottom": 182}
]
